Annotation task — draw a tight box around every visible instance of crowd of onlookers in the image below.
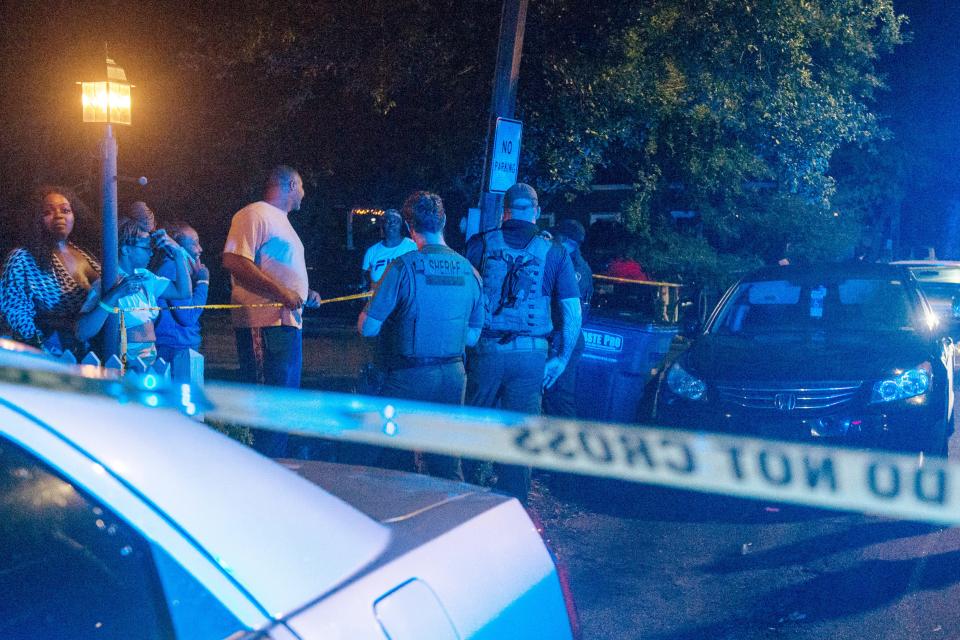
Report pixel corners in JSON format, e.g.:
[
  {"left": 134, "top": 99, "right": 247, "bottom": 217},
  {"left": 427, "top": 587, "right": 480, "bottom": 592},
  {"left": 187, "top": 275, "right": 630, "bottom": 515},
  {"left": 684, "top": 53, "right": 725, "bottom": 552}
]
[
  {"left": 0, "top": 169, "right": 650, "bottom": 504},
  {"left": 0, "top": 185, "right": 209, "bottom": 365},
  {"left": 0, "top": 178, "right": 652, "bottom": 370}
]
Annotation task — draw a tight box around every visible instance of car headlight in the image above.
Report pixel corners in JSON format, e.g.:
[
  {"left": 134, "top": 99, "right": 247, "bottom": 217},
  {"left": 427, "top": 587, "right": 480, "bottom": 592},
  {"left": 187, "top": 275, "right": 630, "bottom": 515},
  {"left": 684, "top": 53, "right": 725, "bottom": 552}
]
[
  {"left": 667, "top": 362, "right": 706, "bottom": 400},
  {"left": 871, "top": 363, "right": 932, "bottom": 403}
]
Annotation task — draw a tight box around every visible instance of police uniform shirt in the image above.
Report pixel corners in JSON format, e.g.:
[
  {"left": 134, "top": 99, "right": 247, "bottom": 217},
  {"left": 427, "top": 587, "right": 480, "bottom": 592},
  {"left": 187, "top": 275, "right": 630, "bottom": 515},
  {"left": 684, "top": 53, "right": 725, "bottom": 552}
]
[
  {"left": 364, "top": 244, "right": 484, "bottom": 342},
  {"left": 465, "top": 219, "right": 581, "bottom": 303}
]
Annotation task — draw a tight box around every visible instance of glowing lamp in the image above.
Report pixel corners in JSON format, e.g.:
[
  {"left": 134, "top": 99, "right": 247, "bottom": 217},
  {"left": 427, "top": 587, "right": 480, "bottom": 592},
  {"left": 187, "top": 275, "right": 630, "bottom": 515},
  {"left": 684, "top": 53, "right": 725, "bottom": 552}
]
[
  {"left": 80, "top": 58, "right": 132, "bottom": 125},
  {"left": 352, "top": 208, "right": 386, "bottom": 217}
]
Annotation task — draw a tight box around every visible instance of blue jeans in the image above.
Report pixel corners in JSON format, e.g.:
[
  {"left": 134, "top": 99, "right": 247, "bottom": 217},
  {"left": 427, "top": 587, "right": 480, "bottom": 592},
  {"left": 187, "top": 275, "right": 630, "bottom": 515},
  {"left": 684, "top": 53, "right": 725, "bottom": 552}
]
[{"left": 235, "top": 326, "right": 302, "bottom": 457}]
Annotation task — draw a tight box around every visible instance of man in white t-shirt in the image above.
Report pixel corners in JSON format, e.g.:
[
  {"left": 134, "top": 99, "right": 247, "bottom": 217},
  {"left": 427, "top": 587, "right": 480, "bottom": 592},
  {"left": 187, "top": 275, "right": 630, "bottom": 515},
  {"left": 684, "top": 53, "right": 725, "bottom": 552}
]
[
  {"left": 222, "top": 166, "right": 322, "bottom": 453},
  {"left": 361, "top": 208, "right": 417, "bottom": 288}
]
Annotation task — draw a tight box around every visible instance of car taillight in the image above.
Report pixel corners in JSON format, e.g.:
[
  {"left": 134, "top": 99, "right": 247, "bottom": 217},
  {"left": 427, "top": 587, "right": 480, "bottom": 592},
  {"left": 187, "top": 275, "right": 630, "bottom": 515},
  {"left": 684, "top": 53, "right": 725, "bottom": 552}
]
[{"left": 528, "top": 510, "right": 582, "bottom": 640}]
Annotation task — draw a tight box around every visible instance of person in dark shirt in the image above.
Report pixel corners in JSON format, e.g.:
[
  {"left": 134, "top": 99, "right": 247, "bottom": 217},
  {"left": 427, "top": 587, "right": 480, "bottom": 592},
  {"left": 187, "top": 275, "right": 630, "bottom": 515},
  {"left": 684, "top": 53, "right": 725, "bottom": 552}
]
[
  {"left": 543, "top": 219, "right": 593, "bottom": 418},
  {"left": 155, "top": 222, "right": 210, "bottom": 367},
  {"left": 464, "top": 183, "right": 582, "bottom": 503}
]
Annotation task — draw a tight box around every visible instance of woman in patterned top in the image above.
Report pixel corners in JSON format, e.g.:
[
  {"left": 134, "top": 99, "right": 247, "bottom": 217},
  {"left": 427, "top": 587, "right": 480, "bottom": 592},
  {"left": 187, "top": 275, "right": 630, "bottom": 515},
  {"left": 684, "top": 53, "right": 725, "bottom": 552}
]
[{"left": 0, "top": 186, "right": 101, "bottom": 354}]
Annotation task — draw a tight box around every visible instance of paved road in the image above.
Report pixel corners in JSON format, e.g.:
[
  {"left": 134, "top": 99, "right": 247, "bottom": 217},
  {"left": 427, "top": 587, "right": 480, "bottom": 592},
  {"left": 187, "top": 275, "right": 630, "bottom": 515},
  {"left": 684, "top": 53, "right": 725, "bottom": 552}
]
[
  {"left": 535, "top": 424, "right": 960, "bottom": 640},
  {"left": 202, "top": 315, "right": 960, "bottom": 639}
]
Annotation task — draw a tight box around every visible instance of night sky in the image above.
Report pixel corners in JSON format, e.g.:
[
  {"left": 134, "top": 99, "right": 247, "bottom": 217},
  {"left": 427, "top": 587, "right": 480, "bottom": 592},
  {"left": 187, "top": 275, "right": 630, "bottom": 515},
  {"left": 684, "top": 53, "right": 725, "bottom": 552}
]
[{"left": 884, "top": 0, "right": 960, "bottom": 252}]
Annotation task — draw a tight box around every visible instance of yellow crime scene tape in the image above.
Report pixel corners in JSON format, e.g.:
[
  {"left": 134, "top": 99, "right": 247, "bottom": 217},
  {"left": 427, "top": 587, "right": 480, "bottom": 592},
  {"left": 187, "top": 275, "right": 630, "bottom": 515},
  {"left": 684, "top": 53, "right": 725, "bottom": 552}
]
[
  {"left": 110, "top": 293, "right": 373, "bottom": 367},
  {"left": 593, "top": 274, "right": 682, "bottom": 287},
  {"left": 201, "top": 381, "right": 959, "bottom": 527},
  {"left": 110, "top": 291, "right": 374, "bottom": 314},
  {"left": 0, "top": 357, "right": 955, "bottom": 527}
]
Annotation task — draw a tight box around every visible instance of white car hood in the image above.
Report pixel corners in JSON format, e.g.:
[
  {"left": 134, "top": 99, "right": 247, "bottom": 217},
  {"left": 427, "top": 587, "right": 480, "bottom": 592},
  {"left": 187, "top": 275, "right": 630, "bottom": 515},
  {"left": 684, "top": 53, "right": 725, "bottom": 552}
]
[{"left": 0, "top": 381, "right": 390, "bottom": 618}]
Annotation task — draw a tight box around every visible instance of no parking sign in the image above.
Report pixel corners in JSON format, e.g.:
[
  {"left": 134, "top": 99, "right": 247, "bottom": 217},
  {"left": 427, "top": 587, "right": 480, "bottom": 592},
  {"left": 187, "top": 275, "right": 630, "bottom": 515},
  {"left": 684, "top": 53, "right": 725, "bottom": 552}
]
[{"left": 489, "top": 117, "right": 523, "bottom": 192}]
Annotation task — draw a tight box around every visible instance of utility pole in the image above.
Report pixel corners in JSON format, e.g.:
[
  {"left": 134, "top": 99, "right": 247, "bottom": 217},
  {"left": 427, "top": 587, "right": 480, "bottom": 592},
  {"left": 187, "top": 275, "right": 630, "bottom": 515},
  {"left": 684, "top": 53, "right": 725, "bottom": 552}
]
[{"left": 474, "top": 0, "right": 529, "bottom": 237}]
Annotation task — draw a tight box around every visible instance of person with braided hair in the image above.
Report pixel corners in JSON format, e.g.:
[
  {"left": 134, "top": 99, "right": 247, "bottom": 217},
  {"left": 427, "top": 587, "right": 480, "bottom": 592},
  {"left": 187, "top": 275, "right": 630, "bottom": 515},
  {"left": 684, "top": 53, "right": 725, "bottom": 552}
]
[
  {"left": 76, "top": 216, "right": 192, "bottom": 363},
  {"left": 0, "top": 186, "right": 101, "bottom": 356}
]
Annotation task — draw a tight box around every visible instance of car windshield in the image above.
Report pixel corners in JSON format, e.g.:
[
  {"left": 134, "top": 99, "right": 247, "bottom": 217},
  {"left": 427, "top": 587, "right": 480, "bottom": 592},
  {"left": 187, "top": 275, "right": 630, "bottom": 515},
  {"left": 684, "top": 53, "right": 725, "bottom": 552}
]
[
  {"left": 916, "top": 281, "right": 960, "bottom": 302},
  {"left": 908, "top": 267, "right": 960, "bottom": 302},
  {"left": 710, "top": 276, "right": 920, "bottom": 335},
  {"left": 909, "top": 266, "right": 960, "bottom": 284}
]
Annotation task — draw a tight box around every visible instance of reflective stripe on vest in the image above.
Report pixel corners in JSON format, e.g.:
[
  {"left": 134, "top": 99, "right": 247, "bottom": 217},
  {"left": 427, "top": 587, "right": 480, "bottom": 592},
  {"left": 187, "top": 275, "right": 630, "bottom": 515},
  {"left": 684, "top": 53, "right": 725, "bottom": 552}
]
[{"left": 479, "top": 230, "right": 553, "bottom": 336}]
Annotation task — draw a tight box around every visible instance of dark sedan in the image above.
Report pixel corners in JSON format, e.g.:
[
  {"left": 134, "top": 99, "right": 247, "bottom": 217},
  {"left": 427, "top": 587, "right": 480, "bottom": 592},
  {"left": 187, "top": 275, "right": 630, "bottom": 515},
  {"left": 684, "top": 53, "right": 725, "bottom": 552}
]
[{"left": 654, "top": 263, "right": 955, "bottom": 455}]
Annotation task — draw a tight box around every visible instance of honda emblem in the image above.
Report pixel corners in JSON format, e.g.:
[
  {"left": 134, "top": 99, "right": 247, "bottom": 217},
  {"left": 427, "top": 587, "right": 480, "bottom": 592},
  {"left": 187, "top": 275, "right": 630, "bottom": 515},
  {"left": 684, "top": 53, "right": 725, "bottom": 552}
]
[{"left": 773, "top": 393, "right": 797, "bottom": 411}]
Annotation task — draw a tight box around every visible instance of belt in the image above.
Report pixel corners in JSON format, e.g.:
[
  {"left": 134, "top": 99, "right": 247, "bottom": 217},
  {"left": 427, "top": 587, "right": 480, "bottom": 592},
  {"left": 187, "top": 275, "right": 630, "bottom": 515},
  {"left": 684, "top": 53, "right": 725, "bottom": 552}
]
[
  {"left": 389, "top": 355, "right": 464, "bottom": 371},
  {"left": 473, "top": 335, "right": 548, "bottom": 352}
]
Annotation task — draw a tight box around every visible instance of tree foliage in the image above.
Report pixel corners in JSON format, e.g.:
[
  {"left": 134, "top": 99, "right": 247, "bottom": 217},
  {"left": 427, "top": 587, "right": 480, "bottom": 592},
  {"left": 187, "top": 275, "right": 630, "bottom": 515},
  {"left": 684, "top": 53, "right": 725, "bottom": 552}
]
[
  {"left": 180, "top": 0, "right": 501, "bottom": 207},
  {"left": 522, "top": 0, "right": 905, "bottom": 284},
  {"left": 183, "top": 0, "right": 904, "bottom": 284}
]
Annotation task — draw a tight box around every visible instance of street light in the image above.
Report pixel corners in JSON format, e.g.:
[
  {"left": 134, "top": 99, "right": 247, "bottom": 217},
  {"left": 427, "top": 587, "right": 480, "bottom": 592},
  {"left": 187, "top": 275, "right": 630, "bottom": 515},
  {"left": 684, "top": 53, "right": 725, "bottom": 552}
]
[
  {"left": 81, "top": 59, "right": 132, "bottom": 125},
  {"left": 80, "top": 55, "right": 132, "bottom": 362}
]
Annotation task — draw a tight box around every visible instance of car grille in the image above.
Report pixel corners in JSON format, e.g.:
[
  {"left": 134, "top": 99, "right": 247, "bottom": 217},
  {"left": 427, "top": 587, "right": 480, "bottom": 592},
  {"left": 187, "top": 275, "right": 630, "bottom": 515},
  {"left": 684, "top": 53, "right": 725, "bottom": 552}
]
[{"left": 715, "top": 382, "right": 863, "bottom": 411}]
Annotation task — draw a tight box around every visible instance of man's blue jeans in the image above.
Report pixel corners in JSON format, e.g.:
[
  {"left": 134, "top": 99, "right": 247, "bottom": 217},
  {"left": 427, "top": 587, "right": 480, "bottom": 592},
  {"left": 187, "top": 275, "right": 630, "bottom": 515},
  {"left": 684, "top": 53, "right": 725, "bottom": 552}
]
[{"left": 235, "top": 326, "right": 302, "bottom": 457}]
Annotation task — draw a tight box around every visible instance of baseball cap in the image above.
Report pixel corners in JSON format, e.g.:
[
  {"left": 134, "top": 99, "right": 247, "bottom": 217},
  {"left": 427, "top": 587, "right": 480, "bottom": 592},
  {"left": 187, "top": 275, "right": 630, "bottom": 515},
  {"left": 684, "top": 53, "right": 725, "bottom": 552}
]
[
  {"left": 503, "top": 183, "right": 538, "bottom": 208},
  {"left": 551, "top": 219, "right": 586, "bottom": 245}
]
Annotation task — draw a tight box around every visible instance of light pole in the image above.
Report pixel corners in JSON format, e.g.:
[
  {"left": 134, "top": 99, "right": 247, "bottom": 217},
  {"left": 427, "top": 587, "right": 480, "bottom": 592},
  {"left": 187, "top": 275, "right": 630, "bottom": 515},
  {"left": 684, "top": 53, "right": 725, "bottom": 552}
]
[{"left": 80, "top": 55, "right": 132, "bottom": 360}]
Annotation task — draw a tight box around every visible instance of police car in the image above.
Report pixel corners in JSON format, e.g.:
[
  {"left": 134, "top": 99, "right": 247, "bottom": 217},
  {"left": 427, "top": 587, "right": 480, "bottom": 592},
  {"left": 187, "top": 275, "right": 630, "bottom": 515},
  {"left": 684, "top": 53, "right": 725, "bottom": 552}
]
[{"left": 0, "top": 343, "right": 576, "bottom": 640}]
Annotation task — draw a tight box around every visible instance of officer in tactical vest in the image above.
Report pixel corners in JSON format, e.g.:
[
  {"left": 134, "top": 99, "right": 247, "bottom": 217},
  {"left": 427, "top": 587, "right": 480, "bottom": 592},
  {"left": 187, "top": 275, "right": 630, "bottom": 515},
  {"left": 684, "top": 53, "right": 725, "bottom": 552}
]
[
  {"left": 465, "top": 183, "right": 582, "bottom": 503},
  {"left": 358, "top": 191, "right": 483, "bottom": 480}
]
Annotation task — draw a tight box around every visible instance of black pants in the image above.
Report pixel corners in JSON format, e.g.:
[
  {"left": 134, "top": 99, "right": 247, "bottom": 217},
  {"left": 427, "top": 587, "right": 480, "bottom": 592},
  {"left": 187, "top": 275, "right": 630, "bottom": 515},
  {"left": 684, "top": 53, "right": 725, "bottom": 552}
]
[
  {"left": 466, "top": 340, "right": 548, "bottom": 504},
  {"left": 341, "top": 361, "right": 466, "bottom": 481}
]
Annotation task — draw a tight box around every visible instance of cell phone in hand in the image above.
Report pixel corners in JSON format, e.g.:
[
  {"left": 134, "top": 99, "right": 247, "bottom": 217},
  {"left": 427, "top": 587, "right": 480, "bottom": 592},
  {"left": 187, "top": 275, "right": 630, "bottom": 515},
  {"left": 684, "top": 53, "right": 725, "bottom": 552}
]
[{"left": 151, "top": 230, "right": 177, "bottom": 258}]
